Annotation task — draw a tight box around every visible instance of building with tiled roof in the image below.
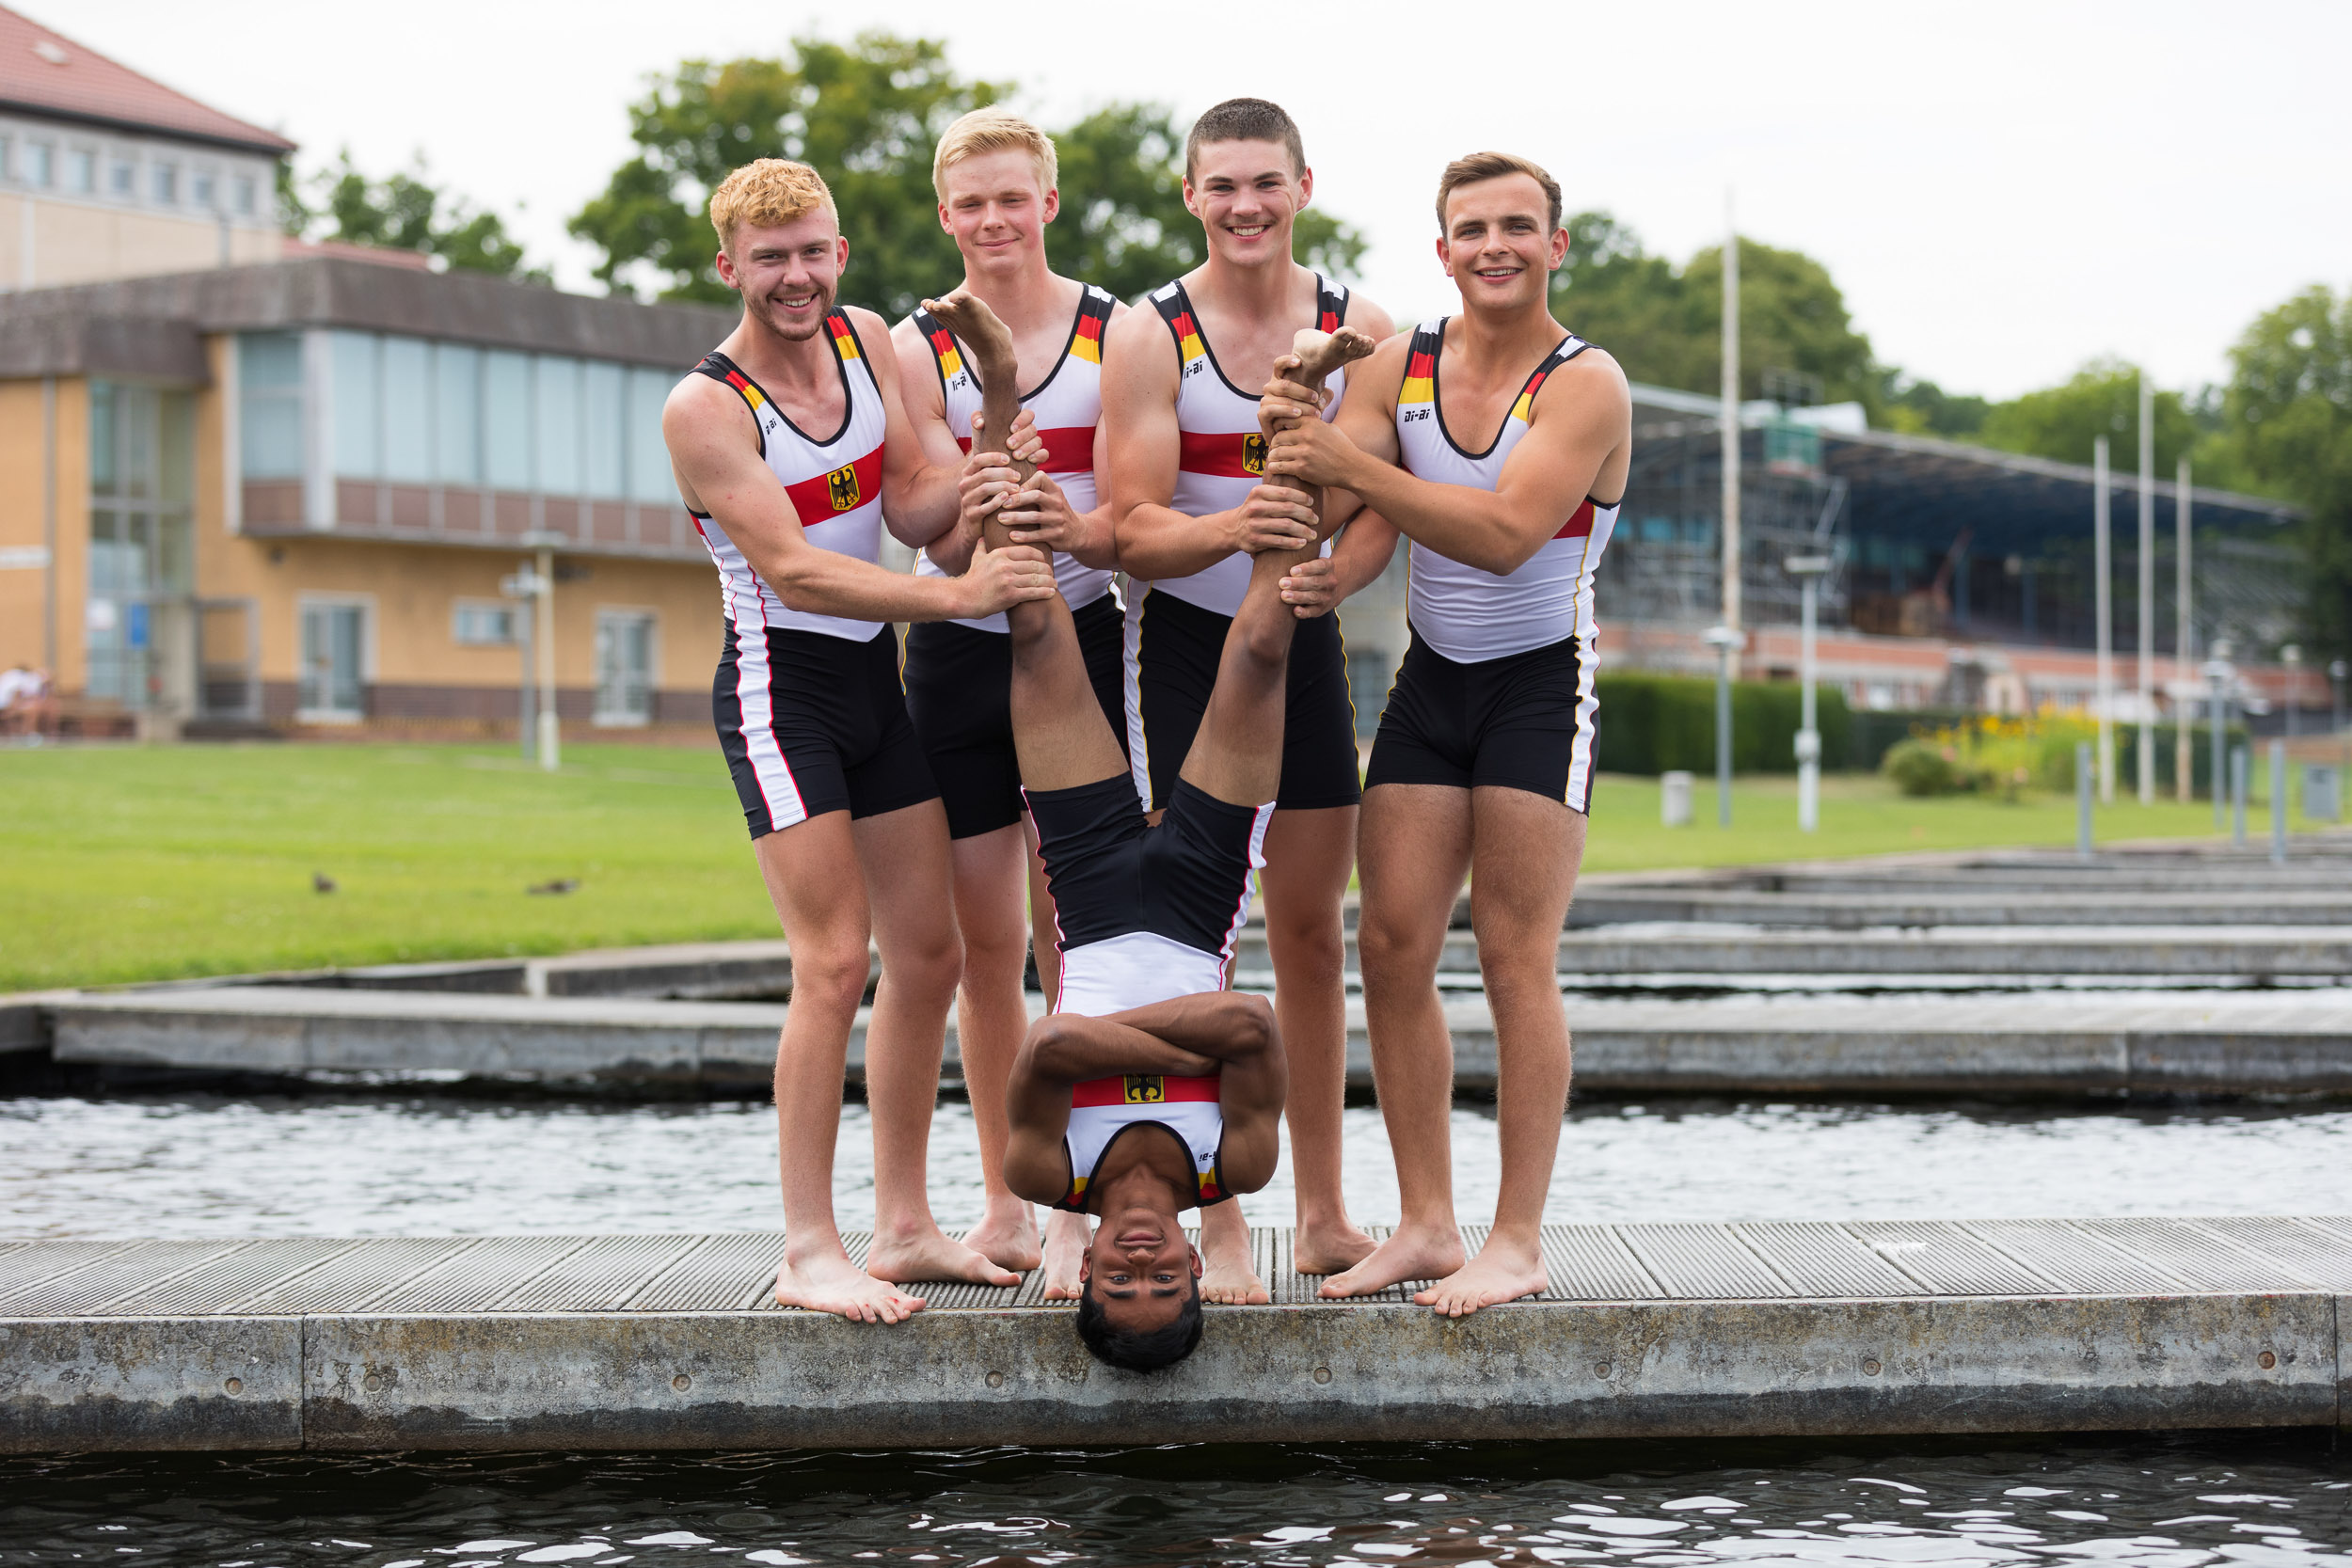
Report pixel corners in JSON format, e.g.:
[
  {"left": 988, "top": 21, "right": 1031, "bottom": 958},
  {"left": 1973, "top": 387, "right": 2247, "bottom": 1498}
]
[{"left": 0, "top": 5, "right": 294, "bottom": 291}]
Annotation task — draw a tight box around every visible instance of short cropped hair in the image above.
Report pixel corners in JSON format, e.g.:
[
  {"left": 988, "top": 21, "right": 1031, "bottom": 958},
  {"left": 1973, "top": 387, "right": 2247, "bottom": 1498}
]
[
  {"left": 1185, "top": 97, "right": 1305, "bottom": 180},
  {"left": 933, "top": 107, "right": 1058, "bottom": 201},
  {"left": 1435, "top": 151, "right": 1563, "bottom": 235},
  {"left": 1075, "top": 1272, "right": 1205, "bottom": 1371},
  {"left": 708, "top": 159, "right": 835, "bottom": 251}
]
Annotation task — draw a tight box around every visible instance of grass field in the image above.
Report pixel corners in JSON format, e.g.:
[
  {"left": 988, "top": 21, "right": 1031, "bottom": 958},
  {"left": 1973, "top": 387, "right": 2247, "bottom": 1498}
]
[{"left": 0, "top": 740, "right": 2322, "bottom": 992}]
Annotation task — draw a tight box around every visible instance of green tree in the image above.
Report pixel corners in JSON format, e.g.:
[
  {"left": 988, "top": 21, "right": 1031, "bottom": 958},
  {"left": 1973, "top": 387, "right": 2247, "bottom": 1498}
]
[
  {"left": 1876, "top": 372, "right": 1990, "bottom": 438},
  {"left": 2220, "top": 284, "right": 2352, "bottom": 657},
  {"left": 1546, "top": 214, "right": 1876, "bottom": 410},
  {"left": 1976, "top": 358, "right": 2198, "bottom": 473},
  {"left": 285, "top": 151, "right": 544, "bottom": 281},
  {"left": 569, "top": 35, "right": 1365, "bottom": 316}
]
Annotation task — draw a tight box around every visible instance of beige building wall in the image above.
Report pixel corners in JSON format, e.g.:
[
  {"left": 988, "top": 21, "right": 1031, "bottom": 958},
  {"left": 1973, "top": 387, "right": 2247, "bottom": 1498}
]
[
  {"left": 0, "top": 376, "right": 87, "bottom": 689},
  {"left": 0, "top": 193, "right": 278, "bottom": 290}
]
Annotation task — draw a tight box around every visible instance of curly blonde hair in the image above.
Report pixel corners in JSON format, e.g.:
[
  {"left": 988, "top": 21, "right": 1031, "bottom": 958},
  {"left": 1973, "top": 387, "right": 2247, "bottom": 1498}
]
[{"left": 708, "top": 159, "right": 836, "bottom": 251}]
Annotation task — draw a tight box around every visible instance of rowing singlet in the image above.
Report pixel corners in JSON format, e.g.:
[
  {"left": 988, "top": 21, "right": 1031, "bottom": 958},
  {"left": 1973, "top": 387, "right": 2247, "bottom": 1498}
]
[
  {"left": 688, "top": 314, "right": 889, "bottom": 643},
  {"left": 1053, "top": 1071, "right": 1229, "bottom": 1213},
  {"left": 1139, "top": 273, "right": 1350, "bottom": 618},
  {"left": 909, "top": 286, "right": 1119, "bottom": 633},
  {"left": 1393, "top": 319, "right": 1622, "bottom": 662}
]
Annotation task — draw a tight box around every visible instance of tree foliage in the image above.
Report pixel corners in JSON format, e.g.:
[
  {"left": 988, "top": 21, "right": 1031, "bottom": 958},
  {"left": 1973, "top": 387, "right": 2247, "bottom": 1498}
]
[
  {"left": 284, "top": 151, "right": 544, "bottom": 281},
  {"left": 1973, "top": 357, "right": 2199, "bottom": 473},
  {"left": 2220, "top": 284, "right": 2352, "bottom": 657},
  {"left": 568, "top": 33, "right": 1365, "bottom": 317},
  {"left": 1546, "top": 213, "right": 1877, "bottom": 411}
]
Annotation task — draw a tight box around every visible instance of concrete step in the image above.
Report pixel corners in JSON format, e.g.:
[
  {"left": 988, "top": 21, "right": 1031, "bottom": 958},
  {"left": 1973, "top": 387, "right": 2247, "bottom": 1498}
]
[
  {"left": 5, "top": 1217, "right": 2346, "bottom": 1451},
  {"left": 40, "top": 984, "right": 2352, "bottom": 1097},
  {"left": 1564, "top": 888, "right": 2352, "bottom": 927}
]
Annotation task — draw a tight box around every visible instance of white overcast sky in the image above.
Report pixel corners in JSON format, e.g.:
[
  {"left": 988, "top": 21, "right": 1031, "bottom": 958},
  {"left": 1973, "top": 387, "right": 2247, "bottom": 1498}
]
[{"left": 48, "top": 0, "right": 2352, "bottom": 402}]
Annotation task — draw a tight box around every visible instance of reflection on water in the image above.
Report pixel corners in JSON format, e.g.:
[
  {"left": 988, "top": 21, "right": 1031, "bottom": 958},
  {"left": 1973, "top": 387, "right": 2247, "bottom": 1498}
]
[
  {"left": 4, "top": 1095, "right": 2351, "bottom": 1241},
  {"left": 1, "top": 1433, "right": 2345, "bottom": 1565}
]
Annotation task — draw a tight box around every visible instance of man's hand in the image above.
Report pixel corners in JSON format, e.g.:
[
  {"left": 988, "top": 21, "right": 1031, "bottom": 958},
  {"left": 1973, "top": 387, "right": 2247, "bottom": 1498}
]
[
  {"left": 958, "top": 542, "right": 1056, "bottom": 619},
  {"left": 1263, "top": 416, "right": 1360, "bottom": 492},
  {"left": 999, "top": 470, "right": 1081, "bottom": 548},
  {"left": 1256, "top": 354, "right": 1330, "bottom": 442},
  {"left": 1279, "top": 555, "right": 1343, "bottom": 619},
  {"left": 1227, "top": 483, "right": 1322, "bottom": 555}
]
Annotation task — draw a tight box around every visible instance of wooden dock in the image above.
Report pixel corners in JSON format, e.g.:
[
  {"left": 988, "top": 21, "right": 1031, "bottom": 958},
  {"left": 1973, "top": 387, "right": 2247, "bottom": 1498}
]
[{"left": 6, "top": 1216, "right": 2346, "bottom": 1451}]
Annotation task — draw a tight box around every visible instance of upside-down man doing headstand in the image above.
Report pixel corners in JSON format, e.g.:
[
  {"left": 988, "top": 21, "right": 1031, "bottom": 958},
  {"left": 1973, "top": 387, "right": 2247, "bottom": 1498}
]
[{"left": 942, "top": 290, "right": 1375, "bottom": 1370}]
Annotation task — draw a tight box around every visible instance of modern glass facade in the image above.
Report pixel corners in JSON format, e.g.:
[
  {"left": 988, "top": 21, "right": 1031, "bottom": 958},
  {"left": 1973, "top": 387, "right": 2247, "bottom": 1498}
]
[{"left": 87, "top": 381, "right": 196, "bottom": 706}]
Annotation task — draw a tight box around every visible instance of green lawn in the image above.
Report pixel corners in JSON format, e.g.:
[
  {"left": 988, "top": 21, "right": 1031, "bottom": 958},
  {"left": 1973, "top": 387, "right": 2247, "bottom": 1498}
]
[{"left": 0, "top": 741, "right": 2319, "bottom": 992}]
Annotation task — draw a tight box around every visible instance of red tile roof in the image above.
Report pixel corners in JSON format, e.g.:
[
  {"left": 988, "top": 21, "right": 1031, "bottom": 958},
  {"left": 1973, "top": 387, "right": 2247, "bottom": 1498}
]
[{"left": 0, "top": 5, "right": 294, "bottom": 154}]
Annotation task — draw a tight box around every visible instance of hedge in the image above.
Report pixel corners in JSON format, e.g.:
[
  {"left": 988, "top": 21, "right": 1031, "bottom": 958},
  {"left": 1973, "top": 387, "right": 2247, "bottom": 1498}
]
[{"left": 1592, "top": 673, "right": 1852, "bottom": 775}]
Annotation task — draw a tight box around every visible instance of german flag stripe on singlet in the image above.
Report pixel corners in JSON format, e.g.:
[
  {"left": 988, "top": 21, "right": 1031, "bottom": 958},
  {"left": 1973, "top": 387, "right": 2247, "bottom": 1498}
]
[
  {"left": 1071, "top": 1072, "right": 1223, "bottom": 1108},
  {"left": 912, "top": 290, "right": 1113, "bottom": 475},
  {"left": 1148, "top": 275, "right": 1348, "bottom": 487}
]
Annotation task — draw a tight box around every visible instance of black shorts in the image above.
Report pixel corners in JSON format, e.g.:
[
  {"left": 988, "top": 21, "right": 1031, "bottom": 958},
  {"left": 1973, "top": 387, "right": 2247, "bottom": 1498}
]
[
  {"left": 713, "top": 620, "right": 939, "bottom": 839},
  {"left": 903, "top": 591, "right": 1128, "bottom": 840},
  {"left": 1363, "top": 625, "right": 1599, "bottom": 811},
  {"left": 1124, "top": 586, "right": 1361, "bottom": 813},
  {"left": 1025, "top": 773, "right": 1270, "bottom": 959}
]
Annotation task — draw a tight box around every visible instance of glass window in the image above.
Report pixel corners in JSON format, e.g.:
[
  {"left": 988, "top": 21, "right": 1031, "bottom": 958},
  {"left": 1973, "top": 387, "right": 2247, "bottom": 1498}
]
[
  {"left": 381, "top": 336, "right": 432, "bottom": 483},
  {"left": 108, "top": 157, "right": 134, "bottom": 197},
  {"left": 0, "top": 136, "right": 11, "bottom": 182},
  {"left": 331, "top": 331, "right": 379, "bottom": 479},
  {"left": 595, "top": 610, "right": 656, "bottom": 725},
  {"left": 628, "top": 368, "right": 675, "bottom": 504},
  {"left": 67, "top": 148, "right": 93, "bottom": 192},
  {"left": 534, "top": 356, "right": 582, "bottom": 497},
  {"left": 583, "top": 360, "right": 626, "bottom": 499},
  {"left": 151, "top": 163, "right": 177, "bottom": 203},
  {"left": 239, "top": 332, "right": 305, "bottom": 480},
  {"left": 192, "top": 170, "right": 215, "bottom": 208},
  {"left": 232, "top": 173, "right": 255, "bottom": 214},
  {"left": 484, "top": 351, "right": 532, "bottom": 492},
  {"left": 27, "top": 142, "right": 52, "bottom": 186},
  {"left": 89, "top": 383, "right": 119, "bottom": 497},
  {"left": 299, "top": 602, "right": 366, "bottom": 717},
  {"left": 453, "top": 602, "right": 516, "bottom": 645},
  {"left": 435, "top": 343, "right": 481, "bottom": 486}
]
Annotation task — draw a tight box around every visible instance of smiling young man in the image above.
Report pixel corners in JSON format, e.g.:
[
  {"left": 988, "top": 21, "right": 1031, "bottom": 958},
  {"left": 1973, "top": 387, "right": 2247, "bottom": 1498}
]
[
  {"left": 992, "top": 322, "right": 1374, "bottom": 1369},
  {"left": 887, "top": 109, "right": 1129, "bottom": 1282},
  {"left": 1098, "top": 98, "right": 1394, "bottom": 1299},
  {"left": 1255, "top": 152, "right": 1630, "bottom": 1317},
  {"left": 661, "top": 158, "right": 1057, "bottom": 1323}
]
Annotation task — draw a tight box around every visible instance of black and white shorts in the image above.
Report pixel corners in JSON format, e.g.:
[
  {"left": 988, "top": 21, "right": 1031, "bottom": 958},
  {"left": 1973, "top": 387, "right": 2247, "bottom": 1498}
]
[
  {"left": 713, "top": 621, "right": 940, "bottom": 838},
  {"left": 1364, "top": 625, "right": 1599, "bottom": 812},
  {"left": 1123, "top": 586, "right": 1361, "bottom": 814},
  {"left": 1025, "top": 772, "right": 1271, "bottom": 974},
  {"left": 902, "top": 591, "right": 1127, "bottom": 841}
]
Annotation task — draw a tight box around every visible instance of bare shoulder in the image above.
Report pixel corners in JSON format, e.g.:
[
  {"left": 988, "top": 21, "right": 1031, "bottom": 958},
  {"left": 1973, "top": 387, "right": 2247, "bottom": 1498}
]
[
  {"left": 1343, "top": 290, "right": 1398, "bottom": 343},
  {"left": 662, "top": 369, "right": 746, "bottom": 441},
  {"left": 1102, "top": 295, "right": 1178, "bottom": 389},
  {"left": 1541, "top": 342, "right": 1631, "bottom": 419},
  {"left": 886, "top": 310, "right": 928, "bottom": 356},
  {"left": 840, "top": 304, "right": 893, "bottom": 344},
  {"left": 1347, "top": 329, "right": 1417, "bottom": 397}
]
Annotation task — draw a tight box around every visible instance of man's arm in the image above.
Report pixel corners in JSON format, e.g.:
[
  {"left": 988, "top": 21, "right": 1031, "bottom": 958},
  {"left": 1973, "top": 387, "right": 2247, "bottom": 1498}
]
[
  {"left": 999, "top": 1003, "right": 1234, "bottom": 1208},
  {"left": 1265, "top": 348, "right": 1632, "bottom": 577},
  {"left": 663, "top": 373, "right": 1052, "bottom": 625},
  {"left": 1093, "top": 993, "right": 1284, "bottom": 1194},
  {"left": 1102, "top": 302, "right": 1320, "bottom": 578},
  {"left": 1281, "top": 509, "right": 1401, "bottom": 619},
  {"left": 998, "top": 298, "right": 1130, "bottom": 571}
]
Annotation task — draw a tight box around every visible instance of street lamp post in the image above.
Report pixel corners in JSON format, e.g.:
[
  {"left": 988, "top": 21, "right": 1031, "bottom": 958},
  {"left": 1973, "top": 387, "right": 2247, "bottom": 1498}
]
[
  {"left": 2203, "top": 642, "right": 2233, "bottom": 832},
  {"left": 499, "top": 563, "right": 548, "bottom": 764},
  {"left": 521, "top": 531, "right": 565, "bottom": 772},
  {"left": 2281, "top": 644, "right": 2302, "bottom": 745},
  {"left": 1785, "top": 554, "right": 1833, "bottom": 832},
  {"left": 1704, "top": 624, "right": 1743, "bottom": 827}
]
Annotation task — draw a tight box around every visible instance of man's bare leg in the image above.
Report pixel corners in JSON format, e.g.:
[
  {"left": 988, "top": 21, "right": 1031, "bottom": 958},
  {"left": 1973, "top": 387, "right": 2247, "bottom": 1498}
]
[
  {"left": 1320, "top": 783, "right": 1474, "bottom": 1299},
  {"left": 855, "top": 800, "right": 1021, "bottom": 1289},
  {"left": 948, "top": 822, "right": 1041, "bottom": 1272},
  {"left": 1417, "top": 785, "right": 1581, "bottom": 1316},
  {"left": 1259, "top": 804, "right": 1375, "bottom": 1275},
  {"left": 754, "top": 813, "right": 928, "bottom": 1322}
]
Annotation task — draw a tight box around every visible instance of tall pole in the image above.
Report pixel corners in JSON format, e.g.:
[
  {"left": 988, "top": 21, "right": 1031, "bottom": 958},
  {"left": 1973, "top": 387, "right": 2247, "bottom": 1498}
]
[
  {"left": 1720, "top": 193, "right": 1741, "bottom": 673},
  {"left": 1798, "top": 574, "right": 1820, "bottom": 832},
  {"left": 2093, "top": 436, "right": 2114, "bottom": 804},
  {"left": 535, "top": 544, "right": 559, "bottom": 771},
  {"left": 2176, "top": 457, "right": 2193, "bottom": 801},
  {"left": 1715, "top": 639, "right": 1733, "bottom": 828},
  {"left": 2136, "top": 372, "right": 2154, "bottom": 803}
]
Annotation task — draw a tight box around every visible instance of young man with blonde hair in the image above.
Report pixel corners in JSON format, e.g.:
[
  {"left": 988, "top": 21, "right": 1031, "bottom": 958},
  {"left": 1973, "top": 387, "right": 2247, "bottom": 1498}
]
[
  {"left": 1100, "top": 97, "right": 1395, "bottom": 1300},
  {"left": 1255, "top": 150, "right": 1630, "bottom": 1316},
  {"left": 663, "top": 157, "right": 1057, "bottom": 1323},
  {"left": 888, "top": 107, "right": 1130, "bottom": 1284}
]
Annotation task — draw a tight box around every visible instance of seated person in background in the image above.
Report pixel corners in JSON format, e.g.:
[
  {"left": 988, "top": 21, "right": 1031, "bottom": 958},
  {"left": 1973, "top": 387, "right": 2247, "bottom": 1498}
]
[{"left": 950, "top": 297, "right": 1372, "bottom": 1370}]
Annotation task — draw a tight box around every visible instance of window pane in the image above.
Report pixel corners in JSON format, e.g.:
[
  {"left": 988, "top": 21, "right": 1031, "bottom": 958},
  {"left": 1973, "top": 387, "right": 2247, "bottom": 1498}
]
[
  {"left": 535, "top": 356, "right": 582, "bottom": 497},
  {"left": 28, "top": 142, "right": 52, "bottom": 186},
  {"left": 331, "top": 331, "right": 378, "bottom": 479},
  {"left": 435, "top": 344, "right": 481, "bottom": 486},
  {"left": 160, "top": 391, "right": 195, "bottom": 511},
  {"left": 239, "top": 333, "right": 305, "bottom": 480},
  {"left": 89, "top": 382, "right": 119, "bottom": 496},
  {"left": 628, "top": 368, "right": 675, "bottom": 504},
  {"left": 382, "top": 337, "right": 432, "bottom": 483},
  {"left": 232, "top": 174, "right": 255, "bottom": 214},
  {"left": 583, "top": 361, "right": 625, "bottom": 499},
  {"left": 484, "top": 351, "right": 532, "bottom": 491},
  {"left": 67, "top": 148, "right": 92, "bottom": 192},
  {"left": 0, "top": 136, "right": 10, "bottom": 182},
  {"left": 152, "top": 164, "right": 177, "bottom": 203},
  {"left": 108, "top": 157, "right": 133, "bottom": 196},
  {"left": 192, "top": 171, "right": 215, "bottom": 208}
]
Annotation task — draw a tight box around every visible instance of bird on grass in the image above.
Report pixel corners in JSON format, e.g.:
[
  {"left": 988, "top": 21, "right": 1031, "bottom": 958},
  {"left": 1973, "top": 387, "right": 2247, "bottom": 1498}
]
[{"left": 312, "top": 872, "right": 337, "bottom": 895}]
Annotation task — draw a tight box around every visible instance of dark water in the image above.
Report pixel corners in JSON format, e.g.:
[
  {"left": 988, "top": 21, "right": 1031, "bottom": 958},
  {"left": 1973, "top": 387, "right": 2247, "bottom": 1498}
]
[{"left": 3, "top": 1434, "right": 2345, "bottom": 1565}]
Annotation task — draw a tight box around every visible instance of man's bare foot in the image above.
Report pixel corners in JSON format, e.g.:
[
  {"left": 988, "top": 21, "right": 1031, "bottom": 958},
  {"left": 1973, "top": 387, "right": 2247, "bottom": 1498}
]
[
  {"left": 961, "top": 1199, "right": 1041, "bottom": 1275},
  {"left": 1414, "top": 1237, "right": 1549, "bottom": 1318},
  {"left": 1318, "top": 1222, "right": 1468, "bottom": 1300},
  {"left": 1293, "top": 1217, "right": 1378, "bottom": 1277},
  {"left": 1200, "top": 1227, "right": 1269, "bottom": 1306},
  {"left": 775, "top": 1249, "right": 928, "bottom": 1323},
  {"left": 865, "top": 1227, "right": 1021, "bottom": 1289},
  {"left": 1040, "top": 1210, "right": 1089, "bottom": 1302},
  {"left": 920, "top": 289, "right": 1016, "bottom": 376}
]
